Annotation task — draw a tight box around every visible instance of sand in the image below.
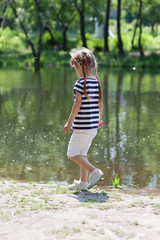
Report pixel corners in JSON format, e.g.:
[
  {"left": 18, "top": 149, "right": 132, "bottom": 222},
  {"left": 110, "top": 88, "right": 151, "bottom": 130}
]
[{"left": 0, "top": 181, "right": 160, "bottom": 240}]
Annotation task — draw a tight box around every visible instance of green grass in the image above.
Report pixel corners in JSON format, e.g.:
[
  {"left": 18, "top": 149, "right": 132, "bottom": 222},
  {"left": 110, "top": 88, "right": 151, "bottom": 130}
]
[
  {"left": 1, "top": 49, "right": 160, "bottom": 69},
  {"left": 0, "top": 212, "right": 11, "bottom": 222},
  {"left": 112, "top": 174, "right": 120, "bottom": 188},
  {"left": 0, "top": 182, "right": 71, "bottom": 217},
  {"left": 98, "top": 204, "right": 114, "bottom": 210},
  {"left": 113, "top": 228, "right": 125, "bottom": 237}
]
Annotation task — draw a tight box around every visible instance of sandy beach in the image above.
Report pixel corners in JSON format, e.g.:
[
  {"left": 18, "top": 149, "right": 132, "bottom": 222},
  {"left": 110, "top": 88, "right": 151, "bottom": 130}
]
[{"left": 0, "top": 181, "right": 160, "bottom": 240}]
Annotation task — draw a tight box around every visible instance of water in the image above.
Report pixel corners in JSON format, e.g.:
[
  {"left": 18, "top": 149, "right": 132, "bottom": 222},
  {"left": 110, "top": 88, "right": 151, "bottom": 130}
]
[{"left": 0, "top": 67, "right": 160, "bottom": 189}]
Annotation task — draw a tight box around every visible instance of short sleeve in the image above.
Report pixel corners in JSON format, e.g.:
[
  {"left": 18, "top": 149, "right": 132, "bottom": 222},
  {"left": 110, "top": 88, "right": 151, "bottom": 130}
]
[{"left": 73, "top": 80, "right": 84, "bottom": 95}]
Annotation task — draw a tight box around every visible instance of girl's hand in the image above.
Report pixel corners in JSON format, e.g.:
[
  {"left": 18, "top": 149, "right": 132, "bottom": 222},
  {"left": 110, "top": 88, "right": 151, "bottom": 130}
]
[
  {"left": 63, "top": 122, "right": 72, "bottom": 134},
  {"left": 98, "top": 120, "right": 103, "bottom": 128}
]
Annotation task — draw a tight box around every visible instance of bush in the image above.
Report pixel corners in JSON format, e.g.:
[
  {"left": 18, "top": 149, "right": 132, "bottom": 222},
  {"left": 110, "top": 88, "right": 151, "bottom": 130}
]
[
  {"left": 41, "top": 31, "right": 52, "bottom": 49},
  {"left": 122, "top": 34, "right": 132, "bottom": 51},
  {"left": 86, "top": 33, "right": 103, "bottom": 51},
  {"left": 53, "top": 31, "right": 63, "bottom": 46},
  {"left": 142, "top": 33, "right": 160, "bottom": 51},
  {"left": 109, "top": 36, "right": 118, "bottom": 52},
  {"left": 42, "top": 31, "right": 64, "bottom": 50},
  {"left": 0, "top": 27, "right": 26, "bottom": 53}
]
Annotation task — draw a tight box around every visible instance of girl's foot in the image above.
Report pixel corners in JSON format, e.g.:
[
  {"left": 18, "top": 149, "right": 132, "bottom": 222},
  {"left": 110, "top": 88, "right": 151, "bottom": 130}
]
[
  {"left": 68, "top": 180, "right": 88, "bottom": 191},
  {"left": 88, "top": 169, "right": 104, "bottom": 189}
]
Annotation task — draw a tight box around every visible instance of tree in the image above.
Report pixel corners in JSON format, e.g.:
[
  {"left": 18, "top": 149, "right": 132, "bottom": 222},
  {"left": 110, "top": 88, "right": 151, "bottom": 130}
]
[
  {"left": 56, "top": 0, "right": 76, "bottom": 51},
  {"left": 142, "top": 0, "right": 160, "bottom": 35},
  {"left": 8, "top": 0, "right": 44, "bottom": 69},
  {"left": 124, "top": 0, "right": 144, "bottom": 55},
  {"left": 117, "top": 0, "right": 124, "bottom": 55},
  {"left": 123, "top": 0, "right": 140, "bottom": 50},
  {"left": 74, "top": 0, "right": 87, "bottom": 48},
  {"left": 104, "top": 0, "right": 111, "bottom": 52}
]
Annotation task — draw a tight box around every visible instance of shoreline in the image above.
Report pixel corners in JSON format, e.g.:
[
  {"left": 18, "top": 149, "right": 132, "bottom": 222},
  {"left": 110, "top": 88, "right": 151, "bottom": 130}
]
[
  {"left": 1, "top": 51, "right": 160, "bottom": 70},
  {"left": 0, "top": 181, "right": 160, "bottom": 240}
]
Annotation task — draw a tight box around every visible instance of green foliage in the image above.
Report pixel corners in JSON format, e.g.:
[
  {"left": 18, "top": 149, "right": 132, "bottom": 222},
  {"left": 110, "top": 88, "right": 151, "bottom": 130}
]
[
  {"left": 41, "top": 32, "right": 52, "bottom": 49},
  {"left": 1, "top": 16, "right": 160, "bottom": 68},
  {"left": 41, "top": 31, "right": 63, "bottom": 49},
  {"left": 0, "top": 27, "right": 26, "bottom": 53},
  {"left": 112, "top": 174, "right": 120, "bottom": 188},
  {"left": 141, "top": 33, "right": 160, "bottom": 51},
  {"left": 54, "top": 31, "right": 63, "bottom": 46},
  {"left": 1, "top": 48, "right": 160, "bottom": 69},
  {"left": 1, "top": 0, "right": 160, "bottom": 57},
  {"left": 86, "top": 33, "right": 104, "bottom": 51}
]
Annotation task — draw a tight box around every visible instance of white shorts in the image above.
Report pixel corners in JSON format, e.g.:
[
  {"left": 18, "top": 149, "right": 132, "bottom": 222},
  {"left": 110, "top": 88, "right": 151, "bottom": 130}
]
[{"left": 67, "top": 129, "right": 97, "bottom": 157}]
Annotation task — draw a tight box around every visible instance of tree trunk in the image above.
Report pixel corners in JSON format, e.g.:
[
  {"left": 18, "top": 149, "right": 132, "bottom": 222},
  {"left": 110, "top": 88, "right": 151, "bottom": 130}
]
[
  {"left": 138, "top": 0, "right": 144, "bottom": 57},
  {"left": 74, "top": 0, "right": 87, "bottom": 48},
  {"left": 80, "top": 0, "right": 87, "bottom": 47},
  {"left": 117, "top": 0, "right": 124, "bottom": 55},
  {"left": 0, "top": 17, "right": 2, "bottom": 26},
  {"left": 34, "top": 0, "right": 43, "bottom": 68},
  {"left": 62, "top": 26, "right": 69, "bottom": 51},
  {"left": 151, "top": 23, "right": 154, "bottom": 35},
  {"left": 104, "top": 0, "right": 111, "bottom": 52}
]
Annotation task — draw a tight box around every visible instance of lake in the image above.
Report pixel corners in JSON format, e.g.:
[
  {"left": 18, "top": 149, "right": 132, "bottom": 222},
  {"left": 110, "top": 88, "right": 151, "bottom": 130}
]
[{"left": 0, "top": 67, "right": 160, "bottom": 189}]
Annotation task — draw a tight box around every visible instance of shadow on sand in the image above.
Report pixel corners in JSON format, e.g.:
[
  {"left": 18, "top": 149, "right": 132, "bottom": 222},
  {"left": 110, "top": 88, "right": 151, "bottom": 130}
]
[{"left": 68, "top": 191, "right": 108, "bottom": 203}]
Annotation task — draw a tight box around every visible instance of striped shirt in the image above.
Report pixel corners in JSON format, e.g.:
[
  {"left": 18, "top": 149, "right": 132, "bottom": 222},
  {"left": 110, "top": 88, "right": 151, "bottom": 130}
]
[{"left": 72, "top": 78, "right": 99, "bottom": 130}]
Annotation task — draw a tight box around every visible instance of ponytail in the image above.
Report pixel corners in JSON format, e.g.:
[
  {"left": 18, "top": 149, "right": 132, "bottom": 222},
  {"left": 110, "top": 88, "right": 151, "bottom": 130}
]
[
  {"left": 98, "top": 82, "right": 102, "bottom": 102},
  {"left": 94, "top": 68, "right": 102, "bottom": 102},
  {"left": 82, "top": 58, "right": 90, "bottom": 99}
]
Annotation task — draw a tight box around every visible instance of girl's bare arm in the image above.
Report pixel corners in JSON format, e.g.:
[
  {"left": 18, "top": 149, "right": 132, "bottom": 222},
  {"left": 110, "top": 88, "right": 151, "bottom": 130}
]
[
  {"left": 99, "top": 100, "right": 103, "bottom": 125},
  {"left": 63, "top": 91, "right": 82, "bottom": 133}
]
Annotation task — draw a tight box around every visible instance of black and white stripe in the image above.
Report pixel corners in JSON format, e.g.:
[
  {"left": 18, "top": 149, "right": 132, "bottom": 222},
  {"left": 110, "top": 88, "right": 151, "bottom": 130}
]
[{"left": 72, "top": 78, "right": 99, "bottom": 130}]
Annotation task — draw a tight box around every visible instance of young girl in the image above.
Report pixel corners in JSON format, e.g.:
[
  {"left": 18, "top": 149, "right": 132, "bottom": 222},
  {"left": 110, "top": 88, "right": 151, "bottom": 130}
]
[{"left": 63, "top": 47, "right": 104, "bottom": 190}]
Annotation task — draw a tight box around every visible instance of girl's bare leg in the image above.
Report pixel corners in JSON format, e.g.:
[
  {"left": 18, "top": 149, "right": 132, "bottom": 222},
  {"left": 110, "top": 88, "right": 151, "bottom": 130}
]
[
  {"left": 69, "top": 155, "right": 95, "bottom": 175},
  {"left": 80, "top": 155, "right": 88, "bottom": 182}
]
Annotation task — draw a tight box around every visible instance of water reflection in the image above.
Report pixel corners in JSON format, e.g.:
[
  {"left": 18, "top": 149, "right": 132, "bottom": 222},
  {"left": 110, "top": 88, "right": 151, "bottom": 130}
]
[{"left": 0, "top": 68, "right": 160, "bottom": 189}]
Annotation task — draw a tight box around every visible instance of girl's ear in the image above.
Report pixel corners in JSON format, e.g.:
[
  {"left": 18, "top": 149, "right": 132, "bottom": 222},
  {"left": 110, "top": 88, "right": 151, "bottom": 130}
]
[{"left": 77, "top": 63, "right": 82, "bottom": 69}]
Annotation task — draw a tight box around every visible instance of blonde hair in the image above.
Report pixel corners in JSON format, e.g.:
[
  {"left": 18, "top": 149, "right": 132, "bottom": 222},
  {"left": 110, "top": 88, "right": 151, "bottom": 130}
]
[{"left": 70, "top": 47, "right": 102, "bottom": 102}]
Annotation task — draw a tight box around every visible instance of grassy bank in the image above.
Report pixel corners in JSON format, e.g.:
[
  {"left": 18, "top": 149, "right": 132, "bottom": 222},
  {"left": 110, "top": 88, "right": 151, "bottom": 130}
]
[
  {"left": 1, "top": 22, "right": 160, "bottom": 70},
  {"left": 1, "top": 50, "right": 160, "bottom": 70}
]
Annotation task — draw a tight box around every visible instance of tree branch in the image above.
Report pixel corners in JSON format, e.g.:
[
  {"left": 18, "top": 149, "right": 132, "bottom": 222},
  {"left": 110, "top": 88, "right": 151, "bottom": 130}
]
[
  {"left": 3, "top": 1, "right": 8, "bottom": 14},
  {"left": 9, "top": 0, "right": 37, "bottom": 57},
  {"left": 74, "top": 0, "right": 82, "bottom": 15}
]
